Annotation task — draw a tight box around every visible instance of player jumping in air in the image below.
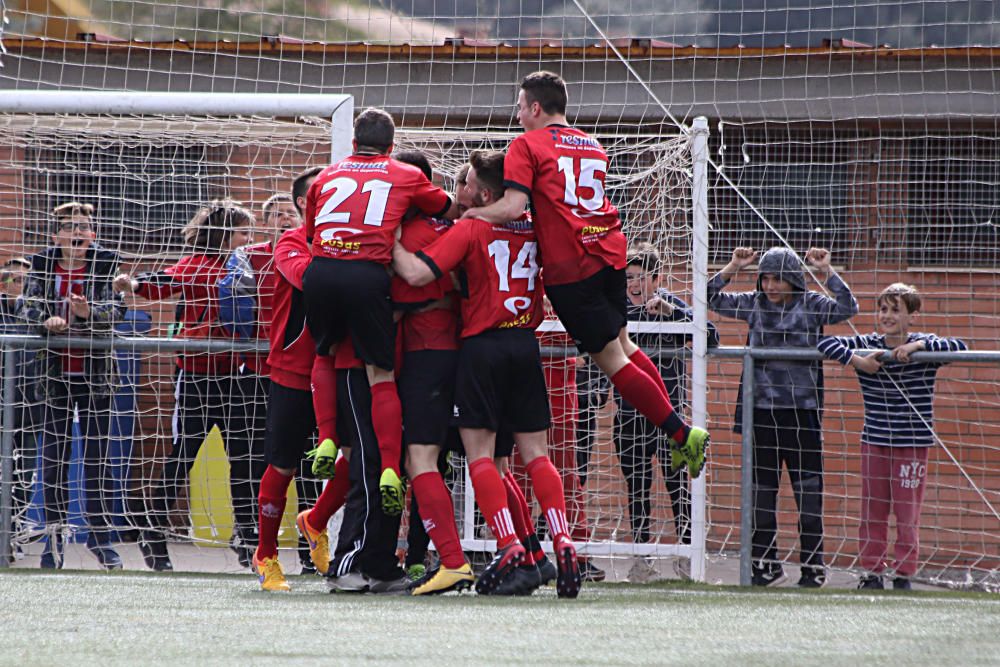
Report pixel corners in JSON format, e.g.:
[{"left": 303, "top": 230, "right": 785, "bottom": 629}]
[
  {"left": 302, "top": 108, "right": 458, "bottom": 516},
  {"left": 464, "top": 71, "right": 709, "bottom": 478}
]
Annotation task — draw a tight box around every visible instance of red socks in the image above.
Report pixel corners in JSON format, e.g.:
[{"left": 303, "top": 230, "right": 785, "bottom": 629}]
[
  {"left": 311, "top": 354, "right": 339, "bottom": 444},
  {"left": 369, "top": 381, "right": 403, "bottom": 477},
  {"left": 611, "top": 361, "right": 688, "bottom": 444},
  {"left": 525, "top": 455, "right": 571, "bottom": 544},
  {"left": 307, "top": 455, "right": 351, "bottom": 532},
  {"left": 411, "top": 472, "right": 465, "bottom": 569},
  {"left": 468, "top": 458, "right": 517, "bottom": 549},
  {"left": 503, "top": 470, "right": 539, "bottom": 565},
  {"left": 256, "top": 465, "right": 292, "bottom": 559},
  {"left": 628, "top": 348, "right": 670, "bottom": 404}
]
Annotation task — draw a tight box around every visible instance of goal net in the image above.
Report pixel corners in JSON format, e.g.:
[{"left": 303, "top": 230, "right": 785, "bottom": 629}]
[
  {"left": 394, "top": 126, "right": 709, "bottom": 579},
  {"left": 0, "top": 0, "right": 998, "bottom": 592},
  {"left": 0, "top": 103, "right": 710, "bottom": 578},
  {"left": 0, "top": 94, "right": 353, "bottom": 572}
]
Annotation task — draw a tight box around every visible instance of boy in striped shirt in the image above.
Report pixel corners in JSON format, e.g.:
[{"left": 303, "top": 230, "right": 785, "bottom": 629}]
[{"left": 817, "top": 283, "right": 967, "bottom": 590}]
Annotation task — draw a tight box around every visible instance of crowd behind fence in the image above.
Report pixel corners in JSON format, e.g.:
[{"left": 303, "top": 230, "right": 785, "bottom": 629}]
[{"left": 2, "top": 332, "right": 996, "bottom": 590}]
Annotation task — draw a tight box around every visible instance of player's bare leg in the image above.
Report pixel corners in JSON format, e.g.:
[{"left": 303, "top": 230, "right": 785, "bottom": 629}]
[
  {"left": 366, "top": 364, "right": 405, "bottom": 515},
  {"left": 405, "top": 445, "right": 474, "bottom": 594}
]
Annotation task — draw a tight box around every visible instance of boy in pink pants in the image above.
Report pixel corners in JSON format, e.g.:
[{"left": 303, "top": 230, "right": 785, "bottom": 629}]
[{"left": 818, "top": 283, "right": 967, "bottom": 590}]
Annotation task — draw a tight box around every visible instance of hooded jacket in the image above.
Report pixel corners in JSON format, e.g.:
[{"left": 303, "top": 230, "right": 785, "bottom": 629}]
[
  {"left": 708, "top": 247, "right": 858, "bottom": 419},
  {"left": 16, "top": 243, "right": 125, "bottom": 399}
]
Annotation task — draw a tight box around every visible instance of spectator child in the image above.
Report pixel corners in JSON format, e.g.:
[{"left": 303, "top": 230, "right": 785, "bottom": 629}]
[
  {"left": 818, "top": 283, "right": 967, "bottom": 590},
  {"left": 0, "top": 257, "right": 31, "bottom": 325},
  {"left": 617, "top": 243, "right": 720, "bottom": 581},
  {"left": 17, "top": 202, "right": 126, "bottom": 569},
  {"left": 708, "top": 246, "right": 858, "bottom": 588}
]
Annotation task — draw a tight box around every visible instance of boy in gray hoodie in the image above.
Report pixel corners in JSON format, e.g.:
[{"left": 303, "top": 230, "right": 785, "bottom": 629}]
[{"left": 708, "top": 246, "right": 858, "bottom": 587}]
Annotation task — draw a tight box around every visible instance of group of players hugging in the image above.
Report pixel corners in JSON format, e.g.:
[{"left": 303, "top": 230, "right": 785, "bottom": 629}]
[{"left": 178, "top": 71, "right": 707, "bottom": 597}]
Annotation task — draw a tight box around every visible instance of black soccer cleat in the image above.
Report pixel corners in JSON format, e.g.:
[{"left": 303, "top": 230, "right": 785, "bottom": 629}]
[
  {"left": 536, "top": 556, "right": 557, "bottom": 585},
  {"left": 488, "top": 564, "right": 542, "bottom": 597},
  {"left": 474, "top": 543, "right": 525, "bottom": 595},
  {"left": 554, "top": 539, "right": 582, "bottom": 599}
]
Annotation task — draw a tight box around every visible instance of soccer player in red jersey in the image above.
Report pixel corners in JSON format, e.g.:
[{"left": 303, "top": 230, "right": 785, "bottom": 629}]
[
  {"left": 388, "top": 152, "right": 476, "bottom": 595},
  {"left": 217, "top": 169, "right": 352, "bottom": 590},
  {"left": 393, "top": 150, "right": 582, "bottom": 599},
  {"left": 464, "top": 71, "right": 709, "bottom": 478},
  {"left": 302, "top": 108, "right": 458, "bottom": 516}
]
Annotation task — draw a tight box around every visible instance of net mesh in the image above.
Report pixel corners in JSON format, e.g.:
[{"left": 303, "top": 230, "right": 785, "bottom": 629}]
[{"left": 0, "top": 0, "right": 997, "bottom": 590}]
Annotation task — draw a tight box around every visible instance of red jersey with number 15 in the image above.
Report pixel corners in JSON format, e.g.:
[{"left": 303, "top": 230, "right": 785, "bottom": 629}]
[
  {"left": 504, "top": 125, "right": 626, "bottom": 286},
  {"left": 305, "top": 154, "right": 452, "bottom": 264},
  {"left": 418, "top": 215, "right": 542, "bottom": 339}
]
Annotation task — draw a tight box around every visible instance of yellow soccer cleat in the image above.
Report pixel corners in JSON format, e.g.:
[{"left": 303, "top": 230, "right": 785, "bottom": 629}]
[
  {"left": 410, "top": 563, "right": 475, "bottom": 596},
  {"left": 379, "top": 468, "right": 405, "bottom": 517},
  {"left": 295, "top": 509, "right": 331, "bottom": 576},
  {"left": 307, "top": 438, "right": 339, "bottom": 479},
  {"left": 253, "top": 551, "right": 290, "bottom": 592}
]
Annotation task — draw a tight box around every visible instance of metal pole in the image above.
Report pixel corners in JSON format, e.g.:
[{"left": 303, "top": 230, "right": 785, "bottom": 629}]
[
  {"left": 688, "top": 116, "right": 711, "bottom": 582},
  {"left": 0, "top": 345, "right": 17, "bottom": 567},
  {"left": 739, "top": 351, "right": 755, "bottom": 586},
  {"left": 0, "top": 90, "right": 354, "bottom": 117},
  {"left": 330, "top": 96, "right": 354, "bottom": 163}
]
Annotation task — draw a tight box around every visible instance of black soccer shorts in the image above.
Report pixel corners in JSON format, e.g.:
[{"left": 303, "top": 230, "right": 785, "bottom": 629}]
[
  {"left": 400, "top": 349, "right": 458, "bottom": 447},
  {"left": 545, "top": 264, "right": 628, "bottom": 354},
  {"left": 453, "top": 328, "right": 551, "bottom": 434},
  {"left": 302, "top": 256, "right": 396, "bottom": 370},
  {"left": 264, "top": 379, "right": 317, "bottom": 470}
]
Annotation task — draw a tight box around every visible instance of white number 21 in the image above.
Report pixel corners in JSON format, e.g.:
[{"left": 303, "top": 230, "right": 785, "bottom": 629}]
[{"left": 314, "top": 177, "right": 392, "bottom": 227}]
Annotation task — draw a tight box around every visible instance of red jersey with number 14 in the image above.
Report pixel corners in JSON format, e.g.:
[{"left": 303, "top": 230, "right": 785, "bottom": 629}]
[
  {"left": 418, "top": 215, "right": 542, "bottom": 339},
  {"left": 504, "top": 125, "right": 626, "bottom": 286},
  {"left": 305, "top": 154, "right": 452, "bottom": 264}
]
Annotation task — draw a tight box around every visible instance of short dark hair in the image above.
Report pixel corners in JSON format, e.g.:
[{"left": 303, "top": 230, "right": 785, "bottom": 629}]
[
  {"left": 521, "top": 71, "right": 568, "bottom": 115},
  {"left": 52, "top": 201, "right": 94, "bottom": 230},
  {"left": 878, "top": 282, "right": 922, "bottom": 314},
  {"left": 469, "top": 150, "right": 505, "bottom": 200},
  {"left": 626, "top": 242, "right": 660, "bottom": 274},
  {"left": 354, "top": 107, "right": 395, "bottom": 154},
  {"left": 183, "top": 199, "right": 254, "bottom": 255},
  {"left": 394, "top": 150, "right": 433, "bottom": 181},
  {"left": 292, "top": 166, "right": 324, "bottom": 215}
]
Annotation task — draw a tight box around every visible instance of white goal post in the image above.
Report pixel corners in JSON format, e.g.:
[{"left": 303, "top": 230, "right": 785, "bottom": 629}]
[{"left": 0, "top": 91, "right": 712, "bottom": 582}]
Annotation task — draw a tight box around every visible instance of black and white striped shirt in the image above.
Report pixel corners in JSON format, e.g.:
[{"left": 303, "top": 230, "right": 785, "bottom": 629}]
[{"left": 817, "top": 332, "right": 967, "bottom": 447}]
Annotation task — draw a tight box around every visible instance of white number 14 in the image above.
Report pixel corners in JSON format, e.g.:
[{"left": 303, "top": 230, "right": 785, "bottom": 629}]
[{"left": 488, "top": 240, "right": 539, "bottom": 292}]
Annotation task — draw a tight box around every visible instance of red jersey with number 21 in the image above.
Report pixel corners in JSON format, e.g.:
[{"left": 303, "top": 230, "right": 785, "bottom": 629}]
[
  {"left": 504, "top": 125, "right": 626, "bottom": 286},
  {"left": 305, "top": 154, "right": 451, "bottom": 264},
  {"left": 419, "top": 216, "right": 542, "bottom": 339}
]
